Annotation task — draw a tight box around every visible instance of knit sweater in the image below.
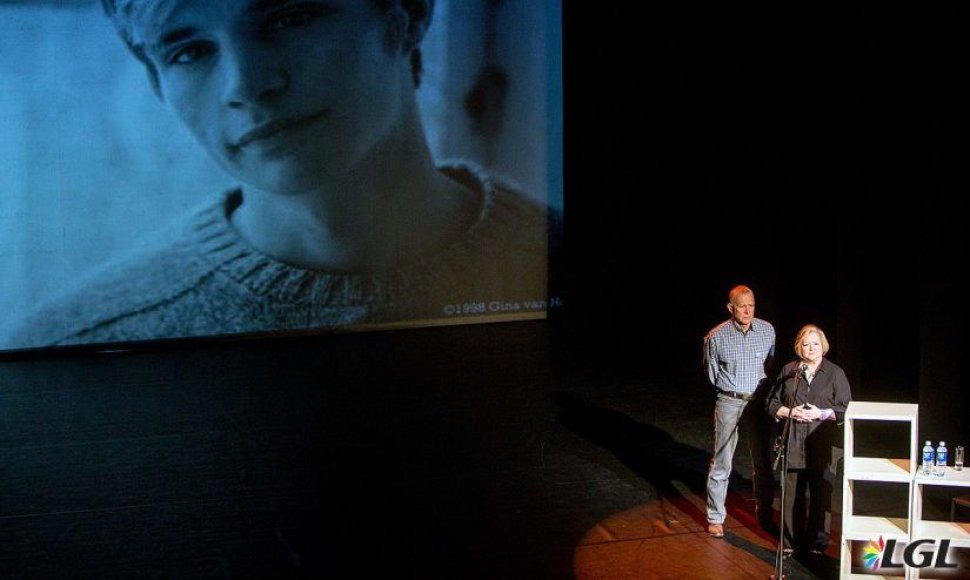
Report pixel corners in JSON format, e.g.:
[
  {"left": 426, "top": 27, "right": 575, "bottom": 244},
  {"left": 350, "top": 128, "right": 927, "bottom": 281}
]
[{"left": 6, "top": 163, "right": 555, "bottom": 349}]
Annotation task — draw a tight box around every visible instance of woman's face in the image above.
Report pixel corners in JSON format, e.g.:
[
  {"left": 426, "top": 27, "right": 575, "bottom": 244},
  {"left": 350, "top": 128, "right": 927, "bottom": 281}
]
[
  {"left": 797, "top": 331, "right": 824, "bottom": 364},
  {"left": 131, "top": 0, "right": 412, "bottom": 194}
]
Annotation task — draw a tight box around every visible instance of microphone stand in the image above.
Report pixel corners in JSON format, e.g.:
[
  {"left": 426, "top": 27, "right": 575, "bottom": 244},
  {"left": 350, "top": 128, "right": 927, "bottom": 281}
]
[{"left": 770, "top": 363, "right": 805, "bottom": 580}]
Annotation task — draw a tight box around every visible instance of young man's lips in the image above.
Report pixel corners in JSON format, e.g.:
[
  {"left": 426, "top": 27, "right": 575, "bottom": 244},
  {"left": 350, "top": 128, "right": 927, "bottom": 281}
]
[{"left": 232, "top": 109, "right": 329, "bottom": 149}]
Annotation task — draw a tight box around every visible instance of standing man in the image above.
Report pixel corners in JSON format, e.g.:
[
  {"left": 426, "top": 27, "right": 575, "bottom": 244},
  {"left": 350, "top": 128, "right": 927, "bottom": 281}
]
[{"left": 704, "top": 285, "right": 777, "bottom": 538}]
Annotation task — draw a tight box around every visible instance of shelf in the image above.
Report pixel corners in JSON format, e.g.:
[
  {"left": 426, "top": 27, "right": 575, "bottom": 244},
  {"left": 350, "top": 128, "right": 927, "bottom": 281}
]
[
  {"left": 846, "top": 457, "right": 913, "bottom": 482},
  {"left": 842, "top": 515, "right": 910, "bottom": 541},
  {"left": 845, "top": 401, "right": 918, "bottom": 421},
  {"left": 914, "top": 469, "right": 970, "bottom": 487},
  {"left": 841, "top": 401, "right": 919, "bottom": 579},
  {"left": 912, "top": 521, "right": 970, "bottom": 547}
]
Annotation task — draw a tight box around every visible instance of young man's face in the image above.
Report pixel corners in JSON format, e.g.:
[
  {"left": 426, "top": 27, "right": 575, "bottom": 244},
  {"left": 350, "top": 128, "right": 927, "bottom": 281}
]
[{"left": 131, "top": 0, "right": 412, "bottom": 194}]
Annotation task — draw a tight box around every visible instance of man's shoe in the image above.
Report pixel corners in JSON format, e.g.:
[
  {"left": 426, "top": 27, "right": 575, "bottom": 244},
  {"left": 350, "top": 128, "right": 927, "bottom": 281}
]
[{"left": 707, "top": 523, "right": 725, "bottom": 538}]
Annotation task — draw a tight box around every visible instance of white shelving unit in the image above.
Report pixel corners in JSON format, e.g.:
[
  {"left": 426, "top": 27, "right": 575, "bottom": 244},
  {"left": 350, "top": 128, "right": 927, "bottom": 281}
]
[
  {"left": 841, "top": 401, "right": 919, "bottom": 579},
  {"left": 911, "top": 468, "right": 970, "bottom": 579}
]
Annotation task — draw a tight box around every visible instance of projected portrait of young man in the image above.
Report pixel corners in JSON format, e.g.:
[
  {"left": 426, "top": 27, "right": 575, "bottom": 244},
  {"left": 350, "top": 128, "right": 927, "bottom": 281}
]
[{"left": 7, "top": 0, "right": 556, "bottom": 348}]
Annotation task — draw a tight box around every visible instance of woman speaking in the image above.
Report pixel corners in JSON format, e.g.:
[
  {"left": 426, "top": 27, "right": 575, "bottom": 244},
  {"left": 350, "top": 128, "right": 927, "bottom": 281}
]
[{"left": 767, "top": 324, "right": 852, "bottom": 557}]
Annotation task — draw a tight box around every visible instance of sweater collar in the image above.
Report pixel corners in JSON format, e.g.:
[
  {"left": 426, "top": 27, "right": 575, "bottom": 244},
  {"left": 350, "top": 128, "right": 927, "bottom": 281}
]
[{"left": 189, "top": 161, "right": 527, "bottom": 306}]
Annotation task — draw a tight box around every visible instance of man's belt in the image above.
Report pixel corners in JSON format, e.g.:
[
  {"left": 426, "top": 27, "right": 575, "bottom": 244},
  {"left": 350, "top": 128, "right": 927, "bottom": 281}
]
[{"left": 717, "top": 388, "right": 756, "bottom": 402}]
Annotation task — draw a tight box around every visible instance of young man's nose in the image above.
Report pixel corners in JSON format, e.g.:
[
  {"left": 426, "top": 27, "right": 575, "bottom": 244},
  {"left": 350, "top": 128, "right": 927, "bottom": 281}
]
[{"left": 219, "top": 42, "right": 289, "bottom": 108}]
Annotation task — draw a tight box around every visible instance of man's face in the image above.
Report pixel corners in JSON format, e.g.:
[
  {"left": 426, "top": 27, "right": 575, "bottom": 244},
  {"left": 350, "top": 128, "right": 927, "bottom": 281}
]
[
  {"left": 131, "top": 0, "right": 411, "bottom": 194},
  {"left": 728, "top": 292, "right": 755, "bottom": 327}
]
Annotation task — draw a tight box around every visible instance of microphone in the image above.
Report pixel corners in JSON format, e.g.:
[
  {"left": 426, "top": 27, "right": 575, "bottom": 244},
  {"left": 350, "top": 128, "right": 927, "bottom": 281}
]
[{"left": 800, "top": 364, "right": 811, "bottom": 409}]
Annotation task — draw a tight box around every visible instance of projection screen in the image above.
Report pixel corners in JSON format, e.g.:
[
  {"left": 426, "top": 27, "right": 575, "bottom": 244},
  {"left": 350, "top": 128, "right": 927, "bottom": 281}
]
[{"left": 0, "top": 0, "right": 563, "bottom": 353}]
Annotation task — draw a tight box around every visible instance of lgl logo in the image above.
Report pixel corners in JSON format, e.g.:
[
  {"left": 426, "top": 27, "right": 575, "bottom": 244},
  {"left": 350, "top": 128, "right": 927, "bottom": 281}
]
[
  {"left": 862, "top": 536, "right": 885, "bottom": 571},
  {"left": 861, "top": 535, "right": 957, "bottom": 572}
]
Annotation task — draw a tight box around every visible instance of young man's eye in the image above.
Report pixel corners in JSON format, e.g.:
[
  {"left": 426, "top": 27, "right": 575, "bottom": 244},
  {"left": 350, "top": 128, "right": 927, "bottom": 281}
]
[{"left": 166, "top": 42, "right": 215, "bottom": 66}]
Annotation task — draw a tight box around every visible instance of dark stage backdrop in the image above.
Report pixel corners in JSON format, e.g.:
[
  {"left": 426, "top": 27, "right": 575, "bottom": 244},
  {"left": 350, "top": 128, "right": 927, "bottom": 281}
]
[
  {"left": 0, "top": 0, "right": 564, "bottom": 353},
  {"left": 561, "top": 4, "right": 968, "bottom": 445}
]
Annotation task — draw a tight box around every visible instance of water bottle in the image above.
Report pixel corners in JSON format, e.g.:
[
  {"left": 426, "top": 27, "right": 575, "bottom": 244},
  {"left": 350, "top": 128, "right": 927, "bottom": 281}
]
[
  {"left": 936, "top": 441, "right": 948, "bottom": 476},
  {"left": 922, "top": 440, "right": 934, "bottom": 475}
]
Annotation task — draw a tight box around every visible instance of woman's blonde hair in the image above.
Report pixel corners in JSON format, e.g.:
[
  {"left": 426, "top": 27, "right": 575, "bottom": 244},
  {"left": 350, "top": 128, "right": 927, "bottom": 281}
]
[{"left": 794, "top": 324, "right": 830, "bottom": 356}]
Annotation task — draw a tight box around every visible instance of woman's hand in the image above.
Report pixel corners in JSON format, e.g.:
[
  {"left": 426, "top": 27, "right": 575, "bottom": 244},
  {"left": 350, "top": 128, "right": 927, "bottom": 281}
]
[
  {"left": 788, "top": 406, "right": 812, "bottom": 423},
  {"left": 799, "top": 403, "right": 823, "bottom": 421}
]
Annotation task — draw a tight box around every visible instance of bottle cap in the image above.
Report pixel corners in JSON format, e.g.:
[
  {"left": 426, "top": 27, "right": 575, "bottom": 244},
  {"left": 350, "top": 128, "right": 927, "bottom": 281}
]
[{"left": 940, "top": 441, "right": 946, "bottom": 445}]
